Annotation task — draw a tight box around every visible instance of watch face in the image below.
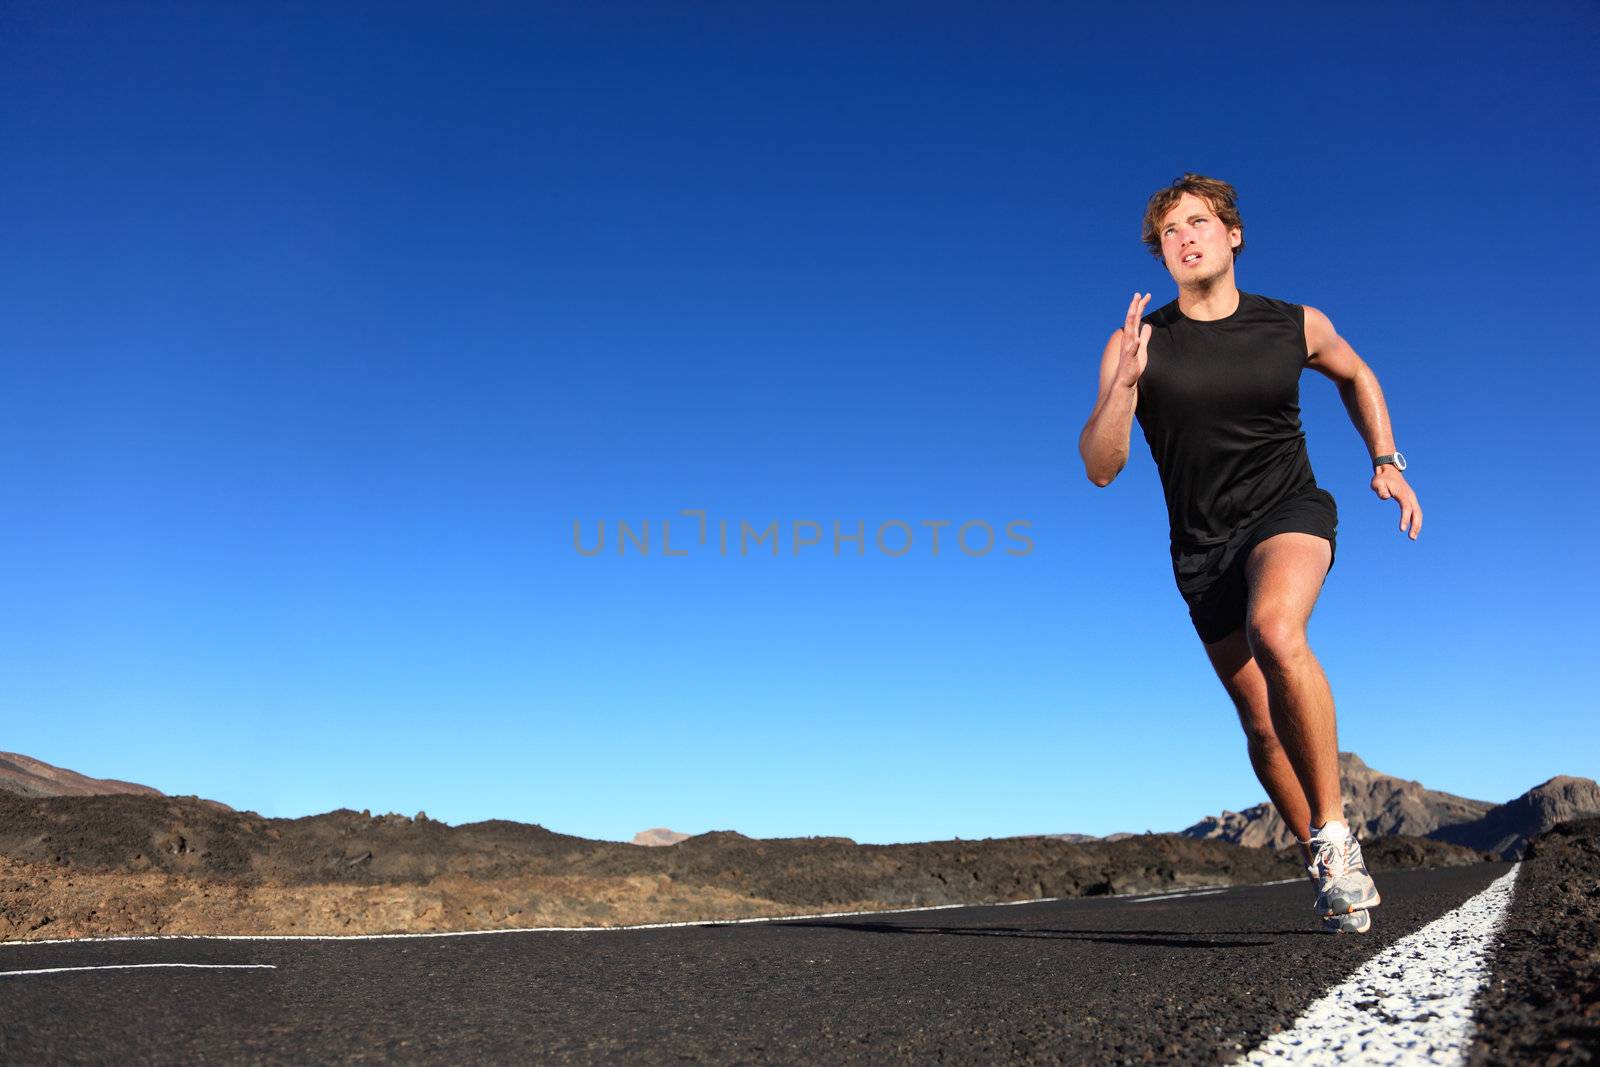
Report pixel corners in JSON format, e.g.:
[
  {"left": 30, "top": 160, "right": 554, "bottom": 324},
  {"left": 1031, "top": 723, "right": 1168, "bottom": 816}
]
[{"left": 1394, "top": 451, "right": 1407, "bottom": 471}]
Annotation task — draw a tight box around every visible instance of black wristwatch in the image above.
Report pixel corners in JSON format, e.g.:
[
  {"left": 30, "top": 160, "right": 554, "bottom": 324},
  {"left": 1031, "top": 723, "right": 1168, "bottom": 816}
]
[{"left": 1373, "top": 451, "right": 1407, "bottom": 472}]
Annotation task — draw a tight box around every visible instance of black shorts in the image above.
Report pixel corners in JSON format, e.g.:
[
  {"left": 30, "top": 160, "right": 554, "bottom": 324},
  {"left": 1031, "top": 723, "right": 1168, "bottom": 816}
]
[{"left": 1171, "top": 484, "right": 1338, "bottom": 645}]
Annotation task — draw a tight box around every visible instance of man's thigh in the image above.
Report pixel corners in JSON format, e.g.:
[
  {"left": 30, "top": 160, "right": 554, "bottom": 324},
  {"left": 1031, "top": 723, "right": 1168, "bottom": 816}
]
[{"left": 1244, "top": 532, "right": 1333, "bottom": 631}]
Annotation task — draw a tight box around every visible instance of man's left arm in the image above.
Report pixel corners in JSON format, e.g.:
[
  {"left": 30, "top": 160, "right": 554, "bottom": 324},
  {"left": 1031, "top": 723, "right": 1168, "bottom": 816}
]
[{"left": 1303, "top": 305, "right": 1422, "bottom": 541}]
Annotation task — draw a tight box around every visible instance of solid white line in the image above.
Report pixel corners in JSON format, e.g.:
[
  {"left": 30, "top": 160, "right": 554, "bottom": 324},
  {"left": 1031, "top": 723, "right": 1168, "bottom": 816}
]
[
  {"left": 1245, "top": 863, "right": 1520, "bottom": 1066},
  {"left": 0, "top": 963, "right": 276, "bottom": 978}
]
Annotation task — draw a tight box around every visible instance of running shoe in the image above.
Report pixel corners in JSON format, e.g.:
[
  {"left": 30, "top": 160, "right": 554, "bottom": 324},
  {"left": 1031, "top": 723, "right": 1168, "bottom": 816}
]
[
  {"left": 1309, "top": 821, "right": 1381, "bottom": 916},
  {"left": 1303, "top": 859, "right": 1372, "bottom": 933}
]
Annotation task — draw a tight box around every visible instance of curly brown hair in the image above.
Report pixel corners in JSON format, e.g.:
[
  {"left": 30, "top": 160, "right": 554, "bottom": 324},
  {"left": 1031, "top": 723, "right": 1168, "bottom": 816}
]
[{"left": 1141, "top": 174, "right": 1245, "bottom": 261}]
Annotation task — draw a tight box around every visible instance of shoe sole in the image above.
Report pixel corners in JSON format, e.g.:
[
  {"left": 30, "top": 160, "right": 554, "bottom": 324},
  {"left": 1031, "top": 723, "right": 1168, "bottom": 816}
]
[
  {"left": 1318, "top": 888, "right": 1381, "bottom": 917},
  {"left": 1323, "top": 910, "right": 1372, "bottom": 934}
]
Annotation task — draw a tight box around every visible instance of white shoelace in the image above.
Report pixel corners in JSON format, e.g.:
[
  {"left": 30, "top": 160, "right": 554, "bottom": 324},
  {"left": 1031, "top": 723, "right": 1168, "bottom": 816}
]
[{"left": 1314, "top": 837, "right": 1353, "bottom": 880}]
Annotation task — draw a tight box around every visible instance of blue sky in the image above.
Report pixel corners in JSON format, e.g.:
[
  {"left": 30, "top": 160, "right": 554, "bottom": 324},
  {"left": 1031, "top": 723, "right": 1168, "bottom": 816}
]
[{"left": 2, "top": 2, "right": 1595, "bottom": 843}]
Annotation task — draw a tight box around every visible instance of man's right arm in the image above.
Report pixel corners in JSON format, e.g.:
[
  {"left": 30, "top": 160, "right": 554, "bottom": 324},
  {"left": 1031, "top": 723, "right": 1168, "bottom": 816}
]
[{"left": 1079, "top": 328, "right": 1139, "bottom": 487}]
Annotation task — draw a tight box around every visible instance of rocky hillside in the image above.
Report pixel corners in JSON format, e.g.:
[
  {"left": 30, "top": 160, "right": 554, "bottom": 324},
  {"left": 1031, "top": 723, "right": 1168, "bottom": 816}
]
[
  {"left": 0, "top": 791, "right": 1487, "bottom": 904},
  {"left": 0, "top": 751, "right": 165, "bottom": 800},
  {"left": 1180, "top": 752, "right": 1495, "bottom": 848},
  {"left": 0, "top": 755, "right": 1504, "bottom": 941},
  {"left": 1430, "top": 776, "right": 1600, "bottom": 860},
  {"left": 1180, "top": 753, "right": 1598, "bottom": 861}
]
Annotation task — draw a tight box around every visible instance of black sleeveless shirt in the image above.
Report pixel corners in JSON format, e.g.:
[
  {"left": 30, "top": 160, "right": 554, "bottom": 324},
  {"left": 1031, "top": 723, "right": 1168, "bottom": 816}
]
[{"left": 1135, "top": 290, "right": 1318, "bottom": 551}]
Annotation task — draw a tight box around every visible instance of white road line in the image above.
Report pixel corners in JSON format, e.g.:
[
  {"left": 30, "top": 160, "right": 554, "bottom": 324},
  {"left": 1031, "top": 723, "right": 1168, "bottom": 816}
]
[
  {"left": 0, "top": 963, "right": 276, "bottom": 978},
  {"left": 1129, "top": 888, "right": 1228, "bottom": 903},
  {"left": 1245, "top": 863, "right": 1521, "bottom": 1066},
  {"left": 0, "top": 872, "right": 1319, "bottom": 946}
]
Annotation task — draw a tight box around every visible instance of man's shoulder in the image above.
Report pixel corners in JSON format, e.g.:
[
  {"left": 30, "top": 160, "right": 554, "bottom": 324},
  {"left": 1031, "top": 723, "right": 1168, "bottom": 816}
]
[
  {"left": 1245, "top": 291, "right": 1306, "bottom": 326},
  {"left": 1141, "top": 298, "right": 1184, "bottom": 328}
]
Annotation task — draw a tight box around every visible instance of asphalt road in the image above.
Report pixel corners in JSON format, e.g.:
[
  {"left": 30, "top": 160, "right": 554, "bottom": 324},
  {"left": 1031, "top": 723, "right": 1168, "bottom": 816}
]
[{"left": 0, "top": 863, "right": 1511, "bottom": 1065}]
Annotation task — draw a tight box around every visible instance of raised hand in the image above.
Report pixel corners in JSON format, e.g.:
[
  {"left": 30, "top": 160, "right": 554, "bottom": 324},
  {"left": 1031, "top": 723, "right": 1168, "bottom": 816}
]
[
  {"left": 1372, "top": 466, "right": 1422, "bottom": 540},
  {"left": 1116, "top": 291, "right": 1153, "bottom": 387}
]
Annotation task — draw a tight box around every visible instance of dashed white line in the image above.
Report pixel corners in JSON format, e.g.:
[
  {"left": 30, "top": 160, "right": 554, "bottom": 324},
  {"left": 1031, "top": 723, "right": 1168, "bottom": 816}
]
[
  {"left": 1128, "top": 888, "right": 1228, "bottom": 903},
  {"left": 1245, "top": 862, "right": 1520, "bottom": 1065},
  {"left": 0, "top": 963, "right": 277, "bottom": 978}
]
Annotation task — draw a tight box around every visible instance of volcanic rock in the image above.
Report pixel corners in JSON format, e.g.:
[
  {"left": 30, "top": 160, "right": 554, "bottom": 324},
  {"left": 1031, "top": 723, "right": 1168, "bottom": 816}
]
[
  {"left": 1430, "top": 776, "right": 1600, "bottom": 860},
  {"left": 1466, "top": 816, "right": 1600, "bottom": 1064}
]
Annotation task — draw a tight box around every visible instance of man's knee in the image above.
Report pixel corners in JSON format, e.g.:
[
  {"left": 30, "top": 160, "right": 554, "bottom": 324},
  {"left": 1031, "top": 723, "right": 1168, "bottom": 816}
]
[
  {"left": 1247, "top": 610, "right": 1309, "bottom": 669},
  {"left": 1242, "top": 720, "right": 1281, "bottom": 754}
]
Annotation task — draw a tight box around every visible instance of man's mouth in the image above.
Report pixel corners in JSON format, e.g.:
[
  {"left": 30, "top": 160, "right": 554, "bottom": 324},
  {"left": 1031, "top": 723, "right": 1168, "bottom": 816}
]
[{"left": 1182, "top": 252, "right": 1203, "bottom": 266}]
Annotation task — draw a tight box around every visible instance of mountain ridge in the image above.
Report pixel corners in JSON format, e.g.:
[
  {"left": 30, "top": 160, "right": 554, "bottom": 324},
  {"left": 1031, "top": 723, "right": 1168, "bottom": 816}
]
[
  {"left": 6, "top": 749, "right": 1590, "bottom": 859},
  {"left": 0, "top": 751, "right": 166, "bottom": 800},
  {"left": 1177, "top": 752, "right": 1597, "bottom": 860}
]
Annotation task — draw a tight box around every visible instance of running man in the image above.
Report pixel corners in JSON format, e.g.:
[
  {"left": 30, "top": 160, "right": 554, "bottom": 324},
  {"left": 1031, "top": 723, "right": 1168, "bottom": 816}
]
[{"left": 1079, "top": 174, "right": 1422, "bottom": 934}]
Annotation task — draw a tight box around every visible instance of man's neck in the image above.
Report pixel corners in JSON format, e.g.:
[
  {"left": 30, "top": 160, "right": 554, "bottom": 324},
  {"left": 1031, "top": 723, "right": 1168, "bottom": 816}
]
[{"left": 1177, "top": 278, "right": 1241, "bottom": 322}]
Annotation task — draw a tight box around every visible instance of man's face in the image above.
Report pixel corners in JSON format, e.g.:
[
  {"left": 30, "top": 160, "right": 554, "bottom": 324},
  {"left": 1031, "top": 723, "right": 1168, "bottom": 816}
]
[{"left": 1158, "top": 192, "right": 1241, "bottom": 284}]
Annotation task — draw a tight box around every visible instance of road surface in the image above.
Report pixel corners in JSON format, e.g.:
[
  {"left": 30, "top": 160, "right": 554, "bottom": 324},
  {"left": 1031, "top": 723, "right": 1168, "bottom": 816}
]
[{"left": 0, "top": 863, "right": 1512, "bottom": 1064}]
